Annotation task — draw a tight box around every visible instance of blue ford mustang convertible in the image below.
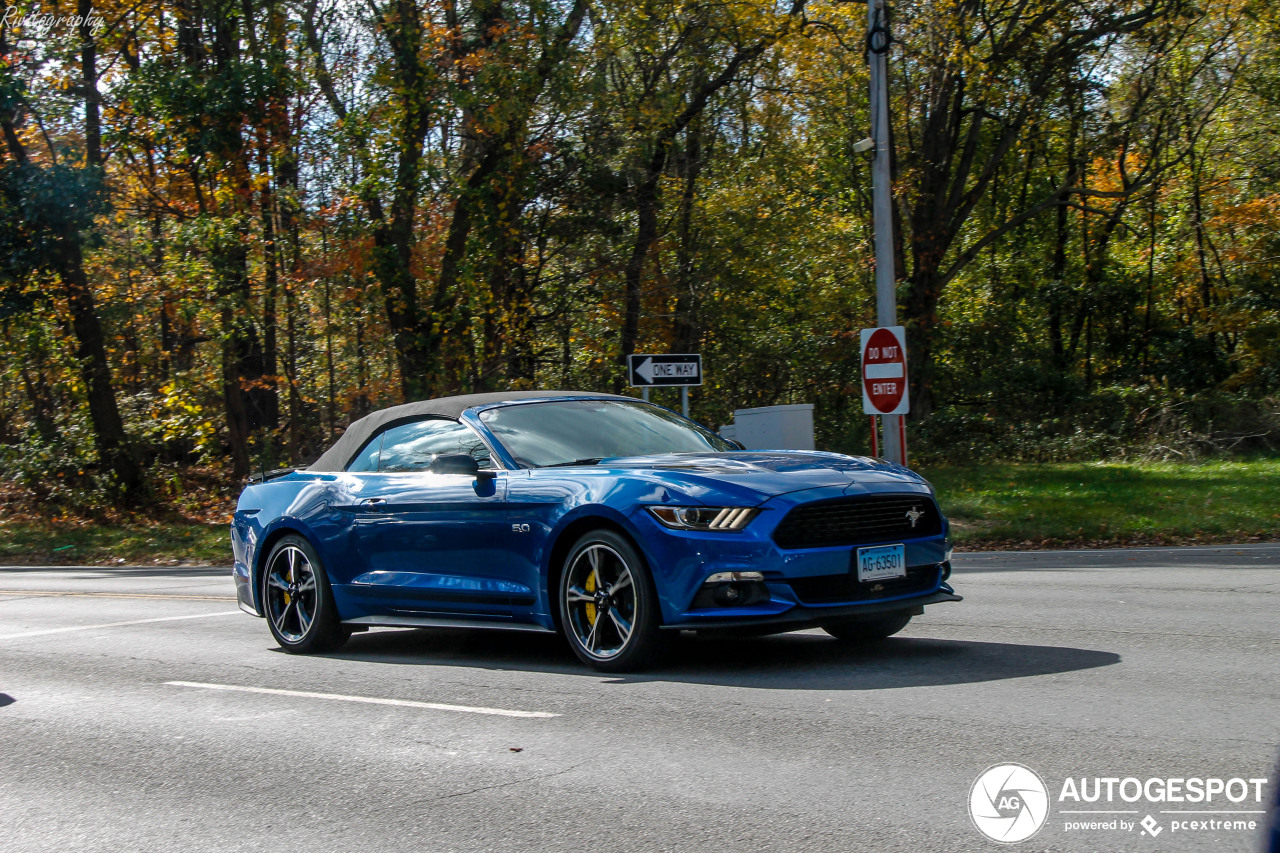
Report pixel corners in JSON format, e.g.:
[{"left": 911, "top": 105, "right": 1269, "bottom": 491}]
[{"left": 231, "top": 391, "right": 960, "bottom": 671}]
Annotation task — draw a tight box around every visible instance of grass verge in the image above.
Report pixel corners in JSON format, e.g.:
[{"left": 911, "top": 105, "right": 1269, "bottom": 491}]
[
  {"left": 0, "top": 520, "right": 229, "bottom": 565},
  {"left": 0, "top": 459, "right": 1275, "bottom": 564},
  {"left": 922, "top": 459, "right": 1280, "bottom": 549}
]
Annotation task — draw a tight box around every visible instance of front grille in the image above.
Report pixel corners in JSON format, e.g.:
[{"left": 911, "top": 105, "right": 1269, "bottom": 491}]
[
  {"left": 772, "top": 495, "right": 942, "bottom": 549},
  {"left": 786, "top": 565, "right": 941, "bottom": 605}
]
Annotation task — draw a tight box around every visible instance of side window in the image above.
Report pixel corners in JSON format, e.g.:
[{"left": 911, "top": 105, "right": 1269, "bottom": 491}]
[
  {"left": 375, "top": 419, "right": 494, "bottom": 472},
  {"left": 346, "top": 435, "right": 383, "bottom": 472}
]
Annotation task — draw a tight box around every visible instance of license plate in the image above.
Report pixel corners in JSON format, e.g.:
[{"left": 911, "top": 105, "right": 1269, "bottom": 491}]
[{"left": 856, "top": 544, "right": 906, "bottom": 582}]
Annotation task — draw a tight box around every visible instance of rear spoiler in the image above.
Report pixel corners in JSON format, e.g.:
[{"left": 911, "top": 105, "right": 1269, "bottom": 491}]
[{"left": 247, "top": 468, "right": 297, "bottom": 485}]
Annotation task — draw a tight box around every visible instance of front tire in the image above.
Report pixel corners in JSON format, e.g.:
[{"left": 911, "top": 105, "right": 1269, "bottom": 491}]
[
  {"left": 822, "top": 612, "right": 912, "bottom": 643},
  {"left": 261, "top": 535, "right": 350, "bottom": 654},
  {"left": 558, "top": 529, "right": 661, "bottom": 672}
]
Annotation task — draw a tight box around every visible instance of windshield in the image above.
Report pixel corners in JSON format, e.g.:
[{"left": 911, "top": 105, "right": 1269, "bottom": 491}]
[{"left": 478, "top": 400, "right": 736, "bottom": 468}]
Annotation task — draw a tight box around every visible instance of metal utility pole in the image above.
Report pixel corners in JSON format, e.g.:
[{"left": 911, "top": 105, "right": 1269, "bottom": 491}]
[{"left": 867, "top": 0, "right": 906, "bottom": 465}]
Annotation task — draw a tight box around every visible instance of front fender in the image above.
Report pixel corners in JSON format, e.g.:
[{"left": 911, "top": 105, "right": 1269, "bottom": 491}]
[{"left": 534, "top": 503, "right": 649, "bottom": 622}]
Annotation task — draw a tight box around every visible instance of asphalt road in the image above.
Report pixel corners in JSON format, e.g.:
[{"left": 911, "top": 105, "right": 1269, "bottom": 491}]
[{"left": 1, "top": 544, "right": 1277, "bottom": 852}]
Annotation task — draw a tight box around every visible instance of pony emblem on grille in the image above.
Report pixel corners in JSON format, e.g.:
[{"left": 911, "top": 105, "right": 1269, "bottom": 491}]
[{"left": 905, "top": 506, "right": 925, "bottom": 528}]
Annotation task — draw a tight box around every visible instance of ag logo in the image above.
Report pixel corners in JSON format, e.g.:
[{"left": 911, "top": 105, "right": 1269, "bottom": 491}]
[{"left": 969, "top": 763, "right": 1050, "bottom": 843}]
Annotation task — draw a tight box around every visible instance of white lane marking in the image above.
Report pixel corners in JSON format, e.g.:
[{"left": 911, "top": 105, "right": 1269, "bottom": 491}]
[
  {"left": 0, "top": 590, "right": 230, "bottom": 602},
  {"left": 165, "top": 681, "right": 560, "bottom": 719},
  {"left": 958, "top": 543, "right": 1280, "bottom": 557},
  {"left": 0, "top": 611, "right": 241, "bottom": 640}
]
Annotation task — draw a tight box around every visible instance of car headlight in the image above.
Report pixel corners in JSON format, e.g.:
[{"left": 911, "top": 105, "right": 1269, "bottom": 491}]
[{"left": 646, "top": 506, "right": 759, "bottom": 531}]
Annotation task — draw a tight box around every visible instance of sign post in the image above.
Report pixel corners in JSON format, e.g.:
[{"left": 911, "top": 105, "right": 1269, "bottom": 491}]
[
  {"left": 627, "top": 354, "right": 703, "bottom": 418},
  {"left": 866, "top": 0, "right": 907, "bottom": 465},
  {"left": 861, "top": 326, "right": 909, "bottom": 463}
]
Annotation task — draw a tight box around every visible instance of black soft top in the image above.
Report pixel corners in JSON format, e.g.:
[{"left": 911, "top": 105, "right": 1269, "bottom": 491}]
[{"left": 307, "top": 390, "right": 635, "bottom": 471}]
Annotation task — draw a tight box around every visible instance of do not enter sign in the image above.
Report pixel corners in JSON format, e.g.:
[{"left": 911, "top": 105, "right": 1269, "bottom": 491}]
[{"left": 860, "top": 326, "right": 910, "bottom": 415}]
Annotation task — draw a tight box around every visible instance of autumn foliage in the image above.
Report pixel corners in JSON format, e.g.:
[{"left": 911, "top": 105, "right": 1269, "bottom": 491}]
[{"left": 0, "top": 0, "right": 1277, "bottom": 508}]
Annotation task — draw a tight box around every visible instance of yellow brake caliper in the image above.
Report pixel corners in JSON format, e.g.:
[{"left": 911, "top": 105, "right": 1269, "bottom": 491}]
[{"left": 584, "top": 571, "right": 597, "bottom": 625}]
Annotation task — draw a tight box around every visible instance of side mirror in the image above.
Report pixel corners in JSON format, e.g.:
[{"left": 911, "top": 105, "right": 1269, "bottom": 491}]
[{"left": 428, "top": 453, "right": 495, "bottom": 478}]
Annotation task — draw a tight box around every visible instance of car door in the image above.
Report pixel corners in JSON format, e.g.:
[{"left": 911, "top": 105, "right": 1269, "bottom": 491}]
[{"left": 346, "top": 418, "right": 533, "bottom": 616}]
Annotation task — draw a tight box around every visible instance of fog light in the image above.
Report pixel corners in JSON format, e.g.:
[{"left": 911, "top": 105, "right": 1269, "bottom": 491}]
[
  {"left": 693, "top": 576, "right": 770, "bottom": 609},
  {"left": 714, "top": 583, "right": 743, "bottom": 606}
]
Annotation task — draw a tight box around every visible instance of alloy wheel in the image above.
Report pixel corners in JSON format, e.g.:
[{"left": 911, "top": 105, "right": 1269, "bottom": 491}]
[
  {"left": 563, "top": 543, "right": 637, "bottom": 660},
  {"left": 264, "top": 544, "right": 317, "bottom": 643}
]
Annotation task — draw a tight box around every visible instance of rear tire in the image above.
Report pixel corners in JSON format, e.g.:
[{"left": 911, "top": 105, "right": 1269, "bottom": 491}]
[
  {"left": 822, "top": 613, "right": 912, "bottom": 642},
  {"left": 558, "top": 529, "right": 662, "bottom": 672},
  {"left": 261, "top": 534, "right": 350, "bottom": 654}
]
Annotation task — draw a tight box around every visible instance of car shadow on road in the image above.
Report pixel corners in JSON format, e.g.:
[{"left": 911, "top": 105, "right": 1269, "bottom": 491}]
[{"left": 328, "top": 628, "right": 1120, "bottom": 690}]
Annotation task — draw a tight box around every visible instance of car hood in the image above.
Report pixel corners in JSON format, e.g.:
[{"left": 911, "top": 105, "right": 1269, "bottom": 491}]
[{"left": 594, "top": 451, "right": 929, "bottom": 504}]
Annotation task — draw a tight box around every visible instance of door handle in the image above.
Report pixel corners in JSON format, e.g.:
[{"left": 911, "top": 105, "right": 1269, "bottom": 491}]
[{"left": 359, "top": 497, "right": 387, "bottom": 511}]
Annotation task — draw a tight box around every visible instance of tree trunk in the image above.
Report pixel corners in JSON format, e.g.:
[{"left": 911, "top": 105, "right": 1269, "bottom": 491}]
[
  {"left": 58, "top": 237, "right": 145, "bottom": 494},
  {"left": 1188, "top": 148, "right": 1217, "bottom": 353},
  {"left": 0, "top": 1, "right": 148, "bottom": 497},
  {"left": 17, "top": 333, "right": 58, "bottom": 443},
  {"left": 620, "top": 148, "right": 667, "bottom": 379},
  {"left": 204, "top": 0, "right": 268, "bottom": 476},
  {"left": 672, "top": 124, "right": 704, "bottom": 355}
]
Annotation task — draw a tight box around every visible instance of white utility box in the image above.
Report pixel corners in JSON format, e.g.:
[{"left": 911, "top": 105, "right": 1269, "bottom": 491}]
[{"left": 721, "top": 404, "right": 814, "bottom": 450}]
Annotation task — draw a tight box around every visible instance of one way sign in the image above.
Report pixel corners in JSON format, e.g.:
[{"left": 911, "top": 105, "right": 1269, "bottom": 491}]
[{"left": 627, "top": 354, "right": 703, "bottom": 387}]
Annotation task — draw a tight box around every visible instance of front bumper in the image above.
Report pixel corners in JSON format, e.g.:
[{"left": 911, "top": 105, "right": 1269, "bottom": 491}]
[
  {"left": 631, "top": 482, "right": 959, "bottom": 629},
  {"left": 231, "top": 514, "right": 262, "bottom": 616},
  {"left": 659, "top": 589, "right": 963, "bottom": 632}
]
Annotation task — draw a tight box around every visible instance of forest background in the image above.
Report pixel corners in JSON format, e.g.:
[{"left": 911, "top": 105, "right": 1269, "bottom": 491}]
[{"left": 1, "top": 0, "right": 1278, "bottom": 530}]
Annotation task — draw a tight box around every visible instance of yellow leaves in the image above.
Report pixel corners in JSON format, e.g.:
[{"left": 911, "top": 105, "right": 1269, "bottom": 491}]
[
  {"left": 1214, "top": 195, "right": 1280, "bottom": 229},
  {"left": 1088, "top": 153, "right": 1146, "bottom": 195},
  {"left": 1206, "top": 194, "right": 1280, "bottom": 266},
  {"left": 457, "top": 53, "right": 488, "bottom": 73},
  {"left": 487, "top": 20, "right": 513, "bottom": 42},
  {"left": 805, "top": 0, "right": 864, "bottom": 30},
  {"left": 213, "top": 183, "right": 237, "bottom": 209},
  {"left": 153, "top": 382, "right": 217, "bottom": 452}
]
